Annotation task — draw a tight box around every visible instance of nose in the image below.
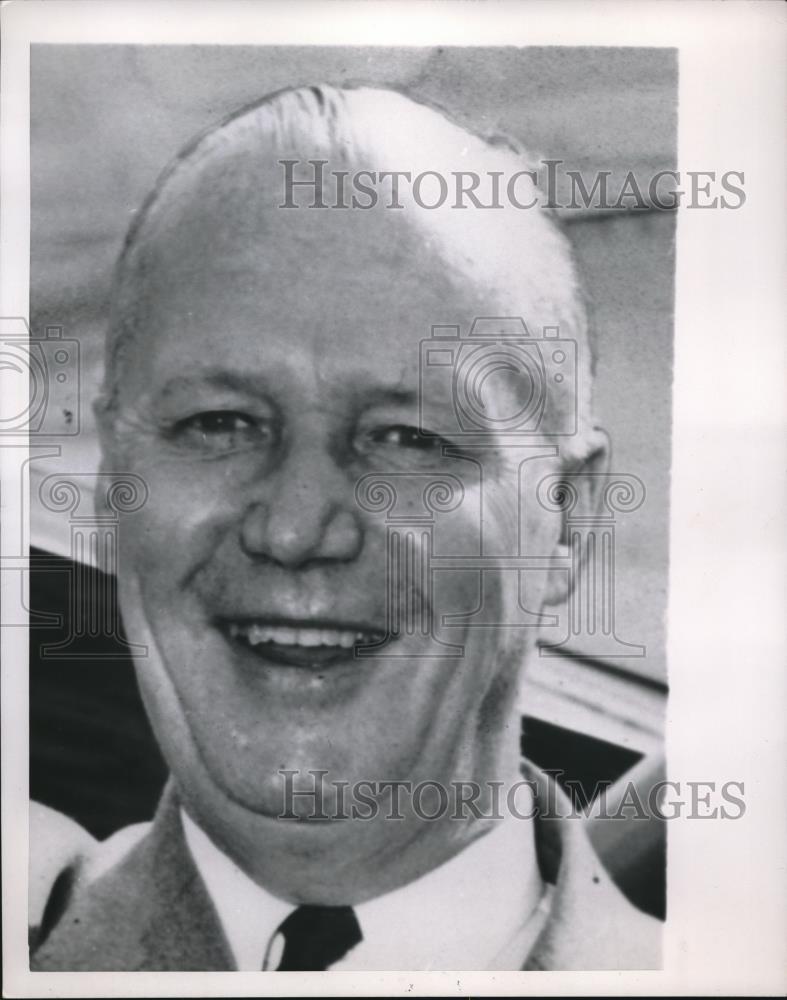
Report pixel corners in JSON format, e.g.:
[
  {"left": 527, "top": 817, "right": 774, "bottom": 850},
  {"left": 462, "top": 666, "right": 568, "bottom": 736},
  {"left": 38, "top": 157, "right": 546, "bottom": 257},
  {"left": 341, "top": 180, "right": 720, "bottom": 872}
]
[{"left": 239, "top": 442, "right": 364, "bottom": 568}]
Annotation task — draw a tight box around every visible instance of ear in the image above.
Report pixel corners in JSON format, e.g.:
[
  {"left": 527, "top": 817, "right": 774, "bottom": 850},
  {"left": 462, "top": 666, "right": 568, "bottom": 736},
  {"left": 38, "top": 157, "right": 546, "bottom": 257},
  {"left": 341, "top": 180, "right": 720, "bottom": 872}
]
[{"left": 542, "top": 426, "right": 611, "bottom": 606}]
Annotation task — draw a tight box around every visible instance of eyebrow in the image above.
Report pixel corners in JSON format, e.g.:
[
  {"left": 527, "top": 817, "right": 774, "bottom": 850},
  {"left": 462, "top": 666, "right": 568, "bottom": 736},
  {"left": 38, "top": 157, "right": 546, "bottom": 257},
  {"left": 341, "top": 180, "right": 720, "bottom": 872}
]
[
  {"left": 356, "top": 386, "right": 417, "bottom": 407},
  {"left": 154, "top": 371, "right": 275, "bottom": 399}
]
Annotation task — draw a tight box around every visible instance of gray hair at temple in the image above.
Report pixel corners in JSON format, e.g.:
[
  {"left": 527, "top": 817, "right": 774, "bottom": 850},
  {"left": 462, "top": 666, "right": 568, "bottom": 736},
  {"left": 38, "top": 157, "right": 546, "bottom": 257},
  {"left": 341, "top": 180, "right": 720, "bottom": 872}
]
[{"left": 99, "top": 83, "right": 596, "bottom": 450}]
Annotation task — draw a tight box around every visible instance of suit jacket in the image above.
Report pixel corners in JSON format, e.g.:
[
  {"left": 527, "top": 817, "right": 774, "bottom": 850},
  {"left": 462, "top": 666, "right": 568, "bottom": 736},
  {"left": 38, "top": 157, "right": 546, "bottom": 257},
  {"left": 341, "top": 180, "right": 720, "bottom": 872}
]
[{"left": 29, "top": 767, "right": 661, "bottom": 971}]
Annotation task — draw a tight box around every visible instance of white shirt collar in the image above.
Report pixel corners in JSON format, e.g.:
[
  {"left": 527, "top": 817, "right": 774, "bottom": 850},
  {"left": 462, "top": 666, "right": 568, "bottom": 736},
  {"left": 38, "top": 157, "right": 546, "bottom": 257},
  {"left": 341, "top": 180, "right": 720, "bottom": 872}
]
[{"left": 181, "top": 807, "right": 550, "bottom": 971}]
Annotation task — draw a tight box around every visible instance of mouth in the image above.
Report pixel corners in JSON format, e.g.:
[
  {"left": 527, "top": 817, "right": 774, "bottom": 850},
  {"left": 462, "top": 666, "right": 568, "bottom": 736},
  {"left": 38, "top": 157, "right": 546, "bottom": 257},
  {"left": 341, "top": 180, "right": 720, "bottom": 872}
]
[{"left": 219, "top": 618, "right": 387, "bottom": 669}]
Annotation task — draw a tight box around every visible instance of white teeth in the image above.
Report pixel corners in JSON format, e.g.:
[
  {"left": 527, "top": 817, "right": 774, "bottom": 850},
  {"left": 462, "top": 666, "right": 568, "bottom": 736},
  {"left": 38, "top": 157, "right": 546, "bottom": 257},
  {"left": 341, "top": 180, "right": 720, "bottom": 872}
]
[
  {"left": 228, "top": 623, "right": 371, "bottom": 648},
  {"left": 296, "top": 630, "right": 322, "bottom": 647}
]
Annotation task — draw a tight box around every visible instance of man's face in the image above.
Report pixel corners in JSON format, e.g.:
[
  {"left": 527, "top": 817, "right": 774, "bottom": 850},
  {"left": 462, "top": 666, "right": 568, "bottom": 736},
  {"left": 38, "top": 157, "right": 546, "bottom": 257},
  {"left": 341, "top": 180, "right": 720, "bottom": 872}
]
[{"left": 102, "top": 190, "right": 563, "bottom": 831}]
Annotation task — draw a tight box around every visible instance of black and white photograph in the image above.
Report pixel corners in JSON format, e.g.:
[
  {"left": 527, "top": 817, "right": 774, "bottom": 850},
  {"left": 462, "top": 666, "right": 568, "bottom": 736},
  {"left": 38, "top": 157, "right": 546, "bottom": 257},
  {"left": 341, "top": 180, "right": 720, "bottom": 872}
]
[{"left": 1, "top": 2, "right": 785, "bottom": 996}]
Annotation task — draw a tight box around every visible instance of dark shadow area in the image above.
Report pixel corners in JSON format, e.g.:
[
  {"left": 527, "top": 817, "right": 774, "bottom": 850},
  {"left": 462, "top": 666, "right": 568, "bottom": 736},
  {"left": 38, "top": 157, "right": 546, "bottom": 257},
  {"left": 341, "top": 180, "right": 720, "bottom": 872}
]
[
  {"left": 29, "top": 548, "right": 167, "bottom": 840},
  {"left": 522, "top": 715, "right": 643, "bottom": 805}
]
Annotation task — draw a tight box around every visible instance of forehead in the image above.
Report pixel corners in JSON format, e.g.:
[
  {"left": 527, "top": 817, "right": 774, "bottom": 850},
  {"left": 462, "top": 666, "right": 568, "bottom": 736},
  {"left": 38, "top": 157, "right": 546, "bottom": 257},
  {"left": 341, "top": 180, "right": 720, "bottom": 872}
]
[{"left": 126, "top": 188, "right": 508, "bottom": 387}]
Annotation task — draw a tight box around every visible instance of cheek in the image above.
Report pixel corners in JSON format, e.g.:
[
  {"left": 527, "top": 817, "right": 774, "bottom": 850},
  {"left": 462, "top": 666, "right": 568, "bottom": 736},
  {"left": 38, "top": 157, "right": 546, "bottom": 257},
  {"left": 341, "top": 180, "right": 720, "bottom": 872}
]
[
  {"left": 427, "top": 474, "right": 558, "bottom": 616},
  {"left": 117, "top": 459, "right": 240, "bottom": 591}
]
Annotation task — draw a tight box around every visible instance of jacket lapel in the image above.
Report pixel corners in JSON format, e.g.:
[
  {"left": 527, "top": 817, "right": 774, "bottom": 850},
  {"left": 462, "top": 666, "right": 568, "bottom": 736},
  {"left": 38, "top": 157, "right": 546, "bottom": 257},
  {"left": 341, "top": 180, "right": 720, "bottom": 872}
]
[{"left": 32, "top": 780, "right": 235, "bottom": 971}]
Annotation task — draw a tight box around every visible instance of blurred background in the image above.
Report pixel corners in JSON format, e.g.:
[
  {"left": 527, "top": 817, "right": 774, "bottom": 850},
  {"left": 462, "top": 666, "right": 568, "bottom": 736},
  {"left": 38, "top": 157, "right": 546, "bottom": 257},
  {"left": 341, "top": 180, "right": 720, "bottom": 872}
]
[{"left": 26, "top": 45, "right": 676, "bottom": 918}]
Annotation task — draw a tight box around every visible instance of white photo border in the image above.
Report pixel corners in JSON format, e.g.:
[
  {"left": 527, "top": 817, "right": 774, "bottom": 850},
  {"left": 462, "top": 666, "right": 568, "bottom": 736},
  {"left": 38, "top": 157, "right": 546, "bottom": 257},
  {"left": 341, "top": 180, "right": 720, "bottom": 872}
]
[{"left": 2, "top": 1, "right": 785, "bottom": 996}]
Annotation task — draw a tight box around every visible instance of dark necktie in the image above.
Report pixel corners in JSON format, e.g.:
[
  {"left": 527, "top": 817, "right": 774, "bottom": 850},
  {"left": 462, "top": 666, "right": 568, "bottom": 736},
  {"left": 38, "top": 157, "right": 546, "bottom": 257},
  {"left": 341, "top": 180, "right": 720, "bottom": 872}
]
[{"left": 274, "top": 904, "right": 363, "bottom": 970}]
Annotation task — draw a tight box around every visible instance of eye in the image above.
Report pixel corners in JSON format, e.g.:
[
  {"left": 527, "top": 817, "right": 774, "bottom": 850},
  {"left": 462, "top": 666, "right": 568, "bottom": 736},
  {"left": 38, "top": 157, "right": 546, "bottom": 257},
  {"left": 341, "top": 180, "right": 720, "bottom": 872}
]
[
  {"left": 168, "top": 410, "right": 273, "bottom": 455},
  {"left": 369, "top": 424, "right": 452, "bottom": 452}
]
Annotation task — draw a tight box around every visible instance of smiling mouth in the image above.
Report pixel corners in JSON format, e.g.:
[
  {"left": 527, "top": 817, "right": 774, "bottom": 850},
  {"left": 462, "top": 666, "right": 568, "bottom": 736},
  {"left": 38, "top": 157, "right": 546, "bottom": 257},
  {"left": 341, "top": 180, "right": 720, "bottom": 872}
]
[{"left": 221, "top": 620, "right": 387, "bottom": 668}]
